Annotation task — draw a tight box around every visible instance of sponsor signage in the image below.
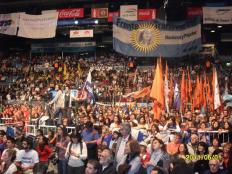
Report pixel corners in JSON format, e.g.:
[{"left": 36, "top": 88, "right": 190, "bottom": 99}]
[
  {"left": 138, "top": 9, "right": 156, "bottom": 20},
  {"left": 120, "top": 5, "right": 138, "bottom": 21},
  {"left": 58, "top": 8, "right": 84, "bottom": 19},
  {"left": 187, "top": 7, "right": 203, "bottom": 18},
  {"left": 91, "top": 8, "right": 108, "bottom": 18},
  {"left": 70, "top": 29, "right": 93, "bottom": 38}
]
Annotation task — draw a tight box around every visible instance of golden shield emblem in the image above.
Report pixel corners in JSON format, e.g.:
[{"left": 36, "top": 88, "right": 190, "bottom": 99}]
[{"left": 131, "top": 23, "right": 160, "bottom": 53}]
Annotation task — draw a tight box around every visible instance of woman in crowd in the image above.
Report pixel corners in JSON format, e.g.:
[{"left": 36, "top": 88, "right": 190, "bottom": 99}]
[
  {"left": 139, "top": 141, "right": 150, "bottom": 174},
  {"left": 97, "top": 126, "right": 112, "bottom": 147},
  {"left": 110, "top": 115, "right": 121, "bottom": 132},
  {"left": 208, "top": 137, "right": 222, "bottom": 154},
  {"left": 65, "top": 132, "right": 87, "bottom": 174},
  {"left": 109, "top": 130, "right": 120, "bottom": 154},
  {"left": 0, "top": 149, "right": 17, "bottom": 174},
  {"left": 172, "top": 143, "right": 190, "bottom": 164},
  {"left": 36, "top": 136, "right": 53, "bottom": 174},
  {"left": 117, "top": 140, "right": 141, "bottom": 174},
  {"left": 145, "top": 137, "right": 169, "bottom": 174},
  {"left": 56, "top": 126, "right": 70, "bottom": 174}
]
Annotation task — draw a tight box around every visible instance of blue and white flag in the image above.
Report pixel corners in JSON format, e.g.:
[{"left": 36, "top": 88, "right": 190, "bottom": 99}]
[
  {"left": 85, "top": 70, "right": 95, "bottom": 103},
  {"left": 113, "top": 17, "right": 201, "bottom": 57},
  {"left": 174, "top": 82, "right": 180, "bottom": 110}
]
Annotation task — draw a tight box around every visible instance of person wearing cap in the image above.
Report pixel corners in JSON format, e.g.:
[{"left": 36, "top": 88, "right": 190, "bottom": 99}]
[{"left": 140, "top": 141, "right": 150, "bottom": 171}]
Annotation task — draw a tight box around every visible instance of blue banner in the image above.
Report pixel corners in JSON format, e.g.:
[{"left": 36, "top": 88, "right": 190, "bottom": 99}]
[{"left": 113, "top": 17, "right": 201, "bottom": 57}]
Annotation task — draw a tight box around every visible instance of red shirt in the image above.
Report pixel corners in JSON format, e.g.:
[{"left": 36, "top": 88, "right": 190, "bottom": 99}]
[{"left": 36, "top": 145, "right": 52, "bottom": 162}]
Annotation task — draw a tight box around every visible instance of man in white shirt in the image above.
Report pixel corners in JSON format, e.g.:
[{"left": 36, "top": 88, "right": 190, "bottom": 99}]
[
  {"left": 1, "top": 137, "right": 19, "bottom": 162},
  {"left": 15, "top": 138, "right": 39, "bottom": 174},
  {"left": 115, "top": 122, "right": 132, "bottom": 166}
]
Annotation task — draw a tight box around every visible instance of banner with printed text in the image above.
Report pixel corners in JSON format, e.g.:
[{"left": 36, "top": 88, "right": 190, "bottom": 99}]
[
  {"left": 203, "top": 6, "right": 232, "bottom": 24},
  {"left": 113, "top": 17, "right": 201, "bottom": 57},
  {"left": 58, "top": 8, "right": 84, "bottom": 19},
  {"left": 0, "top": 13, "right": 19, "bottom": 35},
  {"left": 120, "top": 5, "right": 138, "bottom": 21},
  {"left": 91, "top": 8, "right": 108, "bottom": 18},
  {"left": 18, "top": 12, "right": 58, "bottom": 39},
  {"left": 70, "top": 29, "right": 93, "bottom": 38}
]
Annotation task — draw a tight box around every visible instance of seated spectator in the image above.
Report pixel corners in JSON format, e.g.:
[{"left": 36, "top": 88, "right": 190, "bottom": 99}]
[
  {"left": 117, "top": 140, "right": 141, "bottom": 174},
  {"left": 208, "top": 138, "right": 222, "bottom": 155},
  {"left": 15, "top": 138, "right": 39, "bottom": 174},
  {"left": 173, "top": 143, "right": 190, "bottom": 164},
  {"left": 0, "top": 149, "right": 17, "bottom": 174},
  {"left": 203, "top": 159, "right": 227, "bottom": 174},
  {"left": 166, "top": 133, "right": 181, "bottom": 156},
  {"left": 99, "top": 148, "right": 116, "bottom": 174}
]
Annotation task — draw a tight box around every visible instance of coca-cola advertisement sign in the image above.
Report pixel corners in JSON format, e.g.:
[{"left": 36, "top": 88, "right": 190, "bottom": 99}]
[
  {"left": 138, "top": 9, "right": 156, "bottom": 20},
  {"left": 58, "top": 8, "right": 84, "bottom": 19}
]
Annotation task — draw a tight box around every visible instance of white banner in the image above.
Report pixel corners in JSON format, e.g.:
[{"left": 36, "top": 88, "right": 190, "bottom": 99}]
[
  {"left": 18, "top": 12, "right": 58, "bottom": 39},
  {"left": 120, "top": 5, "right": 138, "bottom": 21},
  {"left": 0, "top": 13, "right": 19, "bottom": 35},
  {"left": 203, "top": 6, "right": 232, "bottom": 24},
  {"left": 70, "top": 29, "right": 93, "bottom": 38}
]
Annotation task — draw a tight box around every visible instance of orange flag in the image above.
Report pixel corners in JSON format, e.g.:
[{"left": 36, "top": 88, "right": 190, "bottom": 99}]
[
  {"left": 181, "top": 70, "right": 186, "bottom": 113},
  {"left": 202, "top": 72, "right": 207, "bottom": 109},
  {"left": 150, "top": 58, "right": 164, "bottom": 120},
  {"left": 187, "top": 67, "right": 192, "bottom": 103}
]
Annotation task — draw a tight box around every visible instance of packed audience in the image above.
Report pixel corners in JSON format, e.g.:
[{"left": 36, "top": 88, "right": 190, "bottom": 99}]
[{"left": 0, "top": 52, "right": 231, "bottom": 174}]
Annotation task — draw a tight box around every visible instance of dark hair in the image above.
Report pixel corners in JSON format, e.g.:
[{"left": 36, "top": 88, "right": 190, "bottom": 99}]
[
  {"left": 7, "top": 136, "right": 16, "bottom": 144},
  {"left": 152, "top": 137, "right": 166, "bottom": 153},
  {"left": 171, "top": 159, "right": 194, "bottom": 174},
  {"left": 87, "top": 160, "right": 101, "bottom": 173},
  {"left": 36, "top": 129, "right": 44, "bottom": 136},
  {"left": 22, "top": 138, "right": 33, "bottom": 149},
  {"left": 177, "top": 143, "right": 189, "bottom": 155},
  {"left": 70, "top": 132, "right": 82, "bottom": 144},
  {"left": 128, "top": 140, "right": 140, "bottom": 157},
  {"left": 197, "top": 142, "right": 208, "bottom": 155},
  {"left": 85, "top": 121, "right": 93, "bottom": 129},
  {"left": 152, "top": 166, "right": 164, "bottom": 174}
]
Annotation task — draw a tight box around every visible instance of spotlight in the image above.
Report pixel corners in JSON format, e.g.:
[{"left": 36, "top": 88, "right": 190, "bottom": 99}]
[
  {"left": 217, "top": 25, "right": 222, "bottom": 28},
  {"left": 94, "top": 20, "right": 99, "bottom": 24},
  {"left": 74, "top": 20, "right": 78, "bottom": 25},
  {"left": 210, "top": 30, "right": 215, "bottom": 33}
]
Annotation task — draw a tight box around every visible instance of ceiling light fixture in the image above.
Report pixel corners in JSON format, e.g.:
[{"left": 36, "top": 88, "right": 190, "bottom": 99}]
[
  {"left": 211, "top": 30, "right": 215, "bottom": 33},
  {"left": 217, "top": 25, "right": 222, "bottom": 28}
]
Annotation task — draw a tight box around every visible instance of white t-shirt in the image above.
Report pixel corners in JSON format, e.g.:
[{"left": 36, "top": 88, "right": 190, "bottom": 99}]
[
  {"left": 16, "top": 149, "right": 39, "bottom": 168},
  {"left": 4, "top": 163, "right": 17, "bottom": 174}
]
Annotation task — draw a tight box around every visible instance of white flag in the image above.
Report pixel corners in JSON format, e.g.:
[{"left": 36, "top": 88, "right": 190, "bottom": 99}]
[{"left": 213, "top": 67, "right": 221, "bottom": 110}]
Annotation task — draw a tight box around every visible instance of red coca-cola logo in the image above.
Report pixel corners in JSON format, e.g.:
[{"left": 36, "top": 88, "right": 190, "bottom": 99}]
[{"left": 58, "top": 8, "right": 84, "bottom": 19}]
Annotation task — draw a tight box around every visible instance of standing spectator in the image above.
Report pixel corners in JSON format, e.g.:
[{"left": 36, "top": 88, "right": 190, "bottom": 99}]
[
  {"left": 97, "top": 126, "right": 112, "bottom": 147},
  {"left": 117, "top": 140, "right": 141, "bottom": 174},
  {"left": 115, "top": 122, "right": 132, "bottom": 166},
  {"left": 82, "top": 121, "right": 100, "bottom": 160},
  {"left": 85, "top": 159, "right": 101, "bottom": 174},
  {"left": 36, "top": 136, "right": 52, "bottom": 174},
  {"left": 145, "top": 138, "right": 169, "bottom": 174},
  {"left": 48, "top": 85, "right": 65, "bottom": 125},
  {"left": 65, "top": 132, "right": 87, "bottom": 174},
  {"left": 15, "top": 138, "right": 39, "bottom": 174},
  {"left": 99, "top": 149, "right": 116, "bottom": 174},
  {"left": 56, "top": 126, "right": 70, "bottom": 174},
  {"left": 109, "top": 130, "right": 120, "bottom": 154}
]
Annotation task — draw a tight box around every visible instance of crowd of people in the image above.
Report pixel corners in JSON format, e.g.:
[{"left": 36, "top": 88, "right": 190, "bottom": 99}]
[{"left": 0, "top": 52, "right": 231, "bottom": 174}]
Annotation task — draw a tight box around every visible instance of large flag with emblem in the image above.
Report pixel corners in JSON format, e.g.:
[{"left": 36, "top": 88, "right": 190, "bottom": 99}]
[{"left": 113, "top": 17, "right": 201, "bottom": 57}]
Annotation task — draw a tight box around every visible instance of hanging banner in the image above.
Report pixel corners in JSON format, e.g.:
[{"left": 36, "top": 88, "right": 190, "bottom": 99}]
[
  {"left": 113, "top": 17, "right": 201, "bottom": 57},
  {"left": 58, "top": 8, "right": 84, "bottom": 19},
  {"left": 120, "top": 5, "right": 138, "bottom": 21},
  {"left": 18, "top": 12, "right": 58, "bottom": 39},
  {"left": 91, "top": 8, "right": 108, "bottom": 18},
  {"left": 108, "top": 12, "right": 119, "bottom": 22},
  {"left": 138, "top": 9, "right": 156, "bottom": 21},
  {"left": 187, "top": 7, "right": 203, "bottom": 18},
  {"left": 0, "top": 13, "right": 19, "bottom": 35},
  {"left": 70, "top": 29, "right": 93, "bottom": 38},
  {"left": 203, "top": 6, "right": 232, "bottom": 24}
]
